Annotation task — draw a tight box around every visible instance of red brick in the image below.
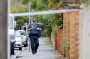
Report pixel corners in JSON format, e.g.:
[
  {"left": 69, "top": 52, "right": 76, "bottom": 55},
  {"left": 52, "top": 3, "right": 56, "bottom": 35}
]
[{"left": 63, "top": 11, "right": 79, "bottom": 59}]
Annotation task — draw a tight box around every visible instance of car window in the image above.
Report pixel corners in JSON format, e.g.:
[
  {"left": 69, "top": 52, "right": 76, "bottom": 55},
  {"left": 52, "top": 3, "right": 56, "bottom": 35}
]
[
  {"left": 15, "top": 31, "right": 21, "bottom": 37},
  {"left": 8, "top": 17, "right": 14, "bottom": 29},
  {"left": 20, "top": 31, "right": 26, "bottom": 36}
]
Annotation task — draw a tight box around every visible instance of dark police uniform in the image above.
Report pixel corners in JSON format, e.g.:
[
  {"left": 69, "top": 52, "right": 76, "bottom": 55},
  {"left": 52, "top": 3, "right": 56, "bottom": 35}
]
[{"left": 28, "top": 20, "right": 42, "bottom": 54}]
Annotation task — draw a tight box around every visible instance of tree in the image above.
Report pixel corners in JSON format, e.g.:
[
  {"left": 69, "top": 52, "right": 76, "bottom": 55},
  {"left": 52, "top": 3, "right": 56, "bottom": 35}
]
[
  {"left": 11, "top": 0, "right": 63, "bottom": 41},
  {"left": 82, "top": 0, "right": 90, "bottom": 6},
  {"left": 27, "top": 0, "right": 63, "bottom": 39},
  {"left": 11, "top": 3, "right": 29, "bottom": 28},
  {"left": 11, "top": 3, "right": 28, "bottom": 13}
]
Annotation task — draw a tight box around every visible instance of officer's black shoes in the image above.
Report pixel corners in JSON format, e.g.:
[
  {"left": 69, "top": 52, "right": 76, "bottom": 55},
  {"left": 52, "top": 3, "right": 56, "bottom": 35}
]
[
  {"left": 32, "top": 51, "right": 35, "bottom": 54},
  {"left": 32, "top": 49, "right": 38, "bottom": 54},
  {"left": 32, "top": 52, "right": 35, "bottom": 54},
  {"left": 35, "top": 50, "right": 37, "bottom": 53}
]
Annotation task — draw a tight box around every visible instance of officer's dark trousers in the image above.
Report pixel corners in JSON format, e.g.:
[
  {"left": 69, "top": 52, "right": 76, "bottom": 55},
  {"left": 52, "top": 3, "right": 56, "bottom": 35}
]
[{"left": 30, "top": 36, "right": 39, "bottom": 52}]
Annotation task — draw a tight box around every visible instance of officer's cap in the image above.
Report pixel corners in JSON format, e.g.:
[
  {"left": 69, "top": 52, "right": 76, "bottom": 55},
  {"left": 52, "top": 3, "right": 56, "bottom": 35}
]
[{"left": 32, "top": 19, "right": 37, "bottom": 22}]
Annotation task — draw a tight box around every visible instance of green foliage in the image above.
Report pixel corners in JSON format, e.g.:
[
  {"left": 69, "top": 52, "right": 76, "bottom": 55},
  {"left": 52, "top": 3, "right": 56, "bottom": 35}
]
[
  {"left": 34, "top": 14, "right": 63, "bottom": 37},
  {"left": 29, "top": 0, "right": 63, "bottom": 37},
  {"left": 11, "top": 3, "right": 29, "bottom": 28},
  {"left": 11, "top": 0, "right": 63, "bottom": 36},
  {"left": 82, "top": 0, "right": 90, "bottom": 6},
  {"left": 15, "top": 16, "right": 29, "bottom": 27},
  {"left": 30, "top": 0, "right": 48, "bottom": 11},
  {"left": 11, "top": 4, "right": 28, "bottom": 13},
  {"left": 62, "top": 42, "right": 70, "bottom": 49},
  {"left": 48, "top": 1, "right": 62, "bottom": 10},
  {"left": 36, "top": 1, "right": 47, "bottom": 11},
  {"left": 20, "top": 0, "right": 30, "bottom": 4}
]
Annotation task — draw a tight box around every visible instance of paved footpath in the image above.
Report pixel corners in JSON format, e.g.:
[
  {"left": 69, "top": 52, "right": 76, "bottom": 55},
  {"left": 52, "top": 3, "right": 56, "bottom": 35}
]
[{"left": 16, "top": 37, "right": 66, "bottom": 59}]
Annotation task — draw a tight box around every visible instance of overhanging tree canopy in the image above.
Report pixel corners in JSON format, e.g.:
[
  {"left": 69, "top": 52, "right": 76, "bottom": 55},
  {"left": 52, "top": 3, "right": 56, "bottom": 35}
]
[{"left": 11, "top": 0, "right": 63, "bottom": 37}]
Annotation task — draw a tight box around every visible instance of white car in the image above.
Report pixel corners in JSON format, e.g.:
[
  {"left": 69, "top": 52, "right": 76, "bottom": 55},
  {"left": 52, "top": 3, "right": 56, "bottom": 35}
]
[
  {"left": 8, "top": 14, "right": 16, "bottom": 55},
  {"left": 18, "top": 30, "right": 28, "bottom": 47},
  {"left": 15, "top": 30, "right": 22, "bottom": 51}
]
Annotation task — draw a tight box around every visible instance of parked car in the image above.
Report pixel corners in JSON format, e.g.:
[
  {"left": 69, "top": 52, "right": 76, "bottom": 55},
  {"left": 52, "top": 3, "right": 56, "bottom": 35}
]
[
  {"left": 14, "top": 30, "right": 22, "bottom": 51},
  {"left": 9, "top": 31, "right": 15, "bottom": 55},
  {"left": 8, "top": 14, "right": 16, "bottom": 55},
  {"left": 18, "top": 30, "right": 28, "bottom": 47}
]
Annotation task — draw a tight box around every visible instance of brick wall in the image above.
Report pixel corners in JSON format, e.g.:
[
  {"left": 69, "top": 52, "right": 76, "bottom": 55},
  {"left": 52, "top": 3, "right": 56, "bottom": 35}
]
[
  {"left": 55, "top": 10, "right": 79, "bottom": 59},
  {"left": 55, "top": 29, "right": 63, "bottom": 55},
  {"left": 63, "top": 12, "right": 70, "bottom": 58},
  {"left": 63, "top": 11, "right": 79, "bottom": 59},
  {"left": 55, "top": 30, "right": 60, "bottom": 50},
  {"left": 59, "top": 30, "right": 63, "bottom": 55}
]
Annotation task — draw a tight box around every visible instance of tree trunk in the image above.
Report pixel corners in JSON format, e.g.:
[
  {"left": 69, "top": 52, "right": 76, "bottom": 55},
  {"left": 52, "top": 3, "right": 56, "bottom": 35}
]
[{"left": 48, "top": 36, "right": 51, "bottom": 44}]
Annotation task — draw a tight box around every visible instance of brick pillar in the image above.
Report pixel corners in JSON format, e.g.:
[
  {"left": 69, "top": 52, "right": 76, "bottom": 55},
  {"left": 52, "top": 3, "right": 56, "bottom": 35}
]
[
  {"left": 63, "top": 12, "right": 70, "bottom": 58},
  {"left": 63, "top": 11, "right": 79, "bottom": 59},
  {"left": 0, "top": 0, "right": 7, "bottom": 59},
  {"left": 69, "top": 12, "right": 79, "bottom": 59}
]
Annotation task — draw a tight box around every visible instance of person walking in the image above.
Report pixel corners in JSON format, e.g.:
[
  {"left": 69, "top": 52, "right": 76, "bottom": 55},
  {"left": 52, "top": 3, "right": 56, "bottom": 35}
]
[
  {"left": 28, "top": 19, "right": 42, "bottom": 54},
  {"left": 21, "top": 23, "right": 28, "bottom": 32}
]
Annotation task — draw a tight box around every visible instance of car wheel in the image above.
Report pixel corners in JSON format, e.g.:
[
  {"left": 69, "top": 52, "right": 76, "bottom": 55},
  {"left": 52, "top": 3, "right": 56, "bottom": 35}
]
[
  {"left": 11, "top": 49, "right": 14, "bottom": 55},
  {"left": 19, "top": 47, "right": 22, "bottom": 51},
  {"left": 24, "top": 44, "right": 28, "bottom": 47}
]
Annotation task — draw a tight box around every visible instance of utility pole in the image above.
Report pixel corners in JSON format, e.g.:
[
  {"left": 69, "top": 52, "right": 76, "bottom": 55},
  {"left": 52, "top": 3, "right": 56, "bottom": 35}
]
[
  {"left": 29, "top": 2, "right": 31, "bottom": 24},
  {"left": 0, "top": 0, "right": 8, "bottom": 59},
  {"left": 8, "top": 0, "right": 10, "bottom": 59},
  {"left": 28, "top": 2, "right": 31, "bottom": 52}
]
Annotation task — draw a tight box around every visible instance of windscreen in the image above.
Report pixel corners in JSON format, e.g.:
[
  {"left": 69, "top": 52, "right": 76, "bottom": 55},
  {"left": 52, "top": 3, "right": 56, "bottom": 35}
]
[
  {"left": 15, "top": 31, "right": 21, "bottom": 37},
  {"left": 8, "top": 17, "right": 14, "bottom": 29}
]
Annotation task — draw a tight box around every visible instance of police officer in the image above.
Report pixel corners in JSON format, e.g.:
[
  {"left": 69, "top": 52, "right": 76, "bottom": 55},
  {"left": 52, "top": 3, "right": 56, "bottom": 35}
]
[{"left": 28, "top": 19, "right": 42, "bottom": 54}]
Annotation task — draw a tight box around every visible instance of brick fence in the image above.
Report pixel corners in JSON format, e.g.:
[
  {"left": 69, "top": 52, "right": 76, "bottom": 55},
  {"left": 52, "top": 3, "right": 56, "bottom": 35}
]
[
  {"left": 55, "top": 10, "right": 79, "bottom": 59},
  {"left": 55, "top": 29, "right": 63, "bottom": 55}
]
